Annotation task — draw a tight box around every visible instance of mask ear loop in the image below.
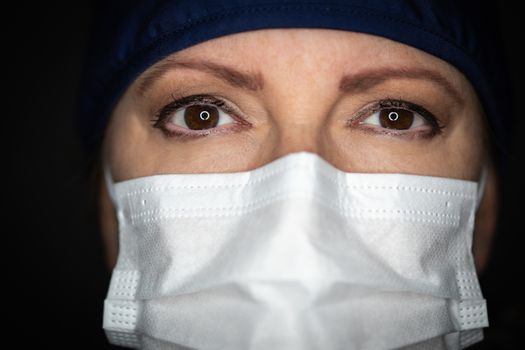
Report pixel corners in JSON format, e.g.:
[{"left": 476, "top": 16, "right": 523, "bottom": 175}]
[
  {"left": 103, "top": 163, "right": 118, "bottom": 206},
  {"left": 476, "top": 164, "right": 488, "bottom": 211}
]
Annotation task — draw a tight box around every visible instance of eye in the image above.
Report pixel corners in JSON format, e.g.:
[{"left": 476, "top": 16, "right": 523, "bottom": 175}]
[
  {"left": 362, "top": 108, "right": 426, "bottom": 130},
  {"left": 152, "top": 94, "right": 250, "bottom": 139},
  {"left": 355, "top": 100, "right": 443, "bottom": 137},
  {"left": 169, "top": 104, "right": 235, "bottom": 130}
]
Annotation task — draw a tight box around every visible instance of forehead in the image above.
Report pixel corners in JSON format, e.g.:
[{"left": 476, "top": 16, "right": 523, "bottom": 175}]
[{"left": 165, "top": 28, "right": 462, "bottom": 80}]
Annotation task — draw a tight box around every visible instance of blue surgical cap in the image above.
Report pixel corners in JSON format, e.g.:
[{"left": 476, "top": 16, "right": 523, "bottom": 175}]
[{"left": 77, "top": 0, "right": 513, "bottom": 155}]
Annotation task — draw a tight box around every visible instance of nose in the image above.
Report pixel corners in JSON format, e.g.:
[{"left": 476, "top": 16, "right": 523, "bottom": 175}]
[
  {"left": 246, "top": 73, "right": 334, "bottom": 169},
  {"left": 244, "top": 116, "right": 324, "bottom": 171},
  {"left": 269, "top": 117, "right": 322, "bottom": 160},
  {"left": 262, "top": 83, "right": 329, "bottom": 161}
]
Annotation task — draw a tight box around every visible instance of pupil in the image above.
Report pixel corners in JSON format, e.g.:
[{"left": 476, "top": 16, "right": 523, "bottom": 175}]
[
  {"left": 200, "top": 111, "right": 210, "bottom": 121},
  {"left": 379, "top": 108, "right": 414, "bottom": 130},
  {"left": 184, "top": 105, "right": 219, "bottom": 130},
  {"left": 388, "top": 111, "right": 399, "bottom": 121}
]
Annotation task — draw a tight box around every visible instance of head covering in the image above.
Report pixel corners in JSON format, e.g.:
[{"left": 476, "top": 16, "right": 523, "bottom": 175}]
[{"left": 77, "top": 0, "right": 513, "bottom": 156}]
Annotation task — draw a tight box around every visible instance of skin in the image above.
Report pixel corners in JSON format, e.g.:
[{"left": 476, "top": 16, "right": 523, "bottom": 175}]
[{"left": 99, "top": 29, "right": 498, "bottom": 272}]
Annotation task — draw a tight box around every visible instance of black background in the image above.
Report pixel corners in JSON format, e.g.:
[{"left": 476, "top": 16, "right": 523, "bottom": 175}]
[{"left": 8, "top": 2, "right": 523, "bottom": 348}]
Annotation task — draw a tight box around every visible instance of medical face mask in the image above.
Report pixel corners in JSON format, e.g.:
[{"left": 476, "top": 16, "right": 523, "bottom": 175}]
[{"left": 103, "top": 152, "right": 488, "bottom": 350}]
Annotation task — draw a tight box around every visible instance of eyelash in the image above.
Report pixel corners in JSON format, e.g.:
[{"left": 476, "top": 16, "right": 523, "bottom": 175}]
[{"left": 152, "top": 94, "right": 443, "bottom": 140}]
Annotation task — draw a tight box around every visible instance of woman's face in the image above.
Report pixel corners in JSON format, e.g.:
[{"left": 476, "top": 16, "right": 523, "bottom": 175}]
[
  {"left": 105, "top": 29, "right": 486, "bottom": 180},
  {"left": 101, "top": 29, "right": 496, "bottom": 269}
]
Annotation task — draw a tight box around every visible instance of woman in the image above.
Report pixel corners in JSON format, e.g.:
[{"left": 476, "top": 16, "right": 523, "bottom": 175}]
[{"left": 77, "top": 1, "right": 511, "bottom": 349}]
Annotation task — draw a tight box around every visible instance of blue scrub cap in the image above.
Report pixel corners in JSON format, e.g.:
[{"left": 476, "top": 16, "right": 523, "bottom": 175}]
[{"left": 77, "top": 0, "right": 513, "bottom": 155}]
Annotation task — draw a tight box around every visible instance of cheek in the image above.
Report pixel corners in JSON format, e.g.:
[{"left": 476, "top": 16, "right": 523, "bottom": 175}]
[
  {"left": 440, "top": 112, "right": 485, "bottom": 180},
  {"left": 105, "top": 107, "right": 269, "bottom": 179},
  {"left": 105, "top": 103, "right": 158, "bottom": 182},
  {"left": 326, "top": 115, "right": 484, "bottom": 180}
]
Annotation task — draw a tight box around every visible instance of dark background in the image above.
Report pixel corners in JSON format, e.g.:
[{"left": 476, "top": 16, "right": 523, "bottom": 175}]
[{"left": 8, "top": 2, "right": 523, "bottom": 348}]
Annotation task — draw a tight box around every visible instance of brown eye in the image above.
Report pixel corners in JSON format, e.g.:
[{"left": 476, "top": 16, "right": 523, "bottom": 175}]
[
  {"left": 166, "top": 103, "right": 236, "bottom": 131},
  {"left": 358, "top": 100, "right": 441, "bottom": 138},
  {"left": 184, "top": 105, "right": 220, "bottom": 130},
  {"left": 379, "top": 109, "right": 415, "bottom": 130}
]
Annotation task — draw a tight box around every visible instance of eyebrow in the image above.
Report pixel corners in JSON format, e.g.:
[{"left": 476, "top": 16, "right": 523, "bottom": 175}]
[
  {"left": 138, "top": 59, "right": 463, "bottom": 105},
  {"left": 137, "top": 59, "right": 265, "bottom": 94},
  {"left": 339, "top": 67, "right": 464, "bottom": 105}
]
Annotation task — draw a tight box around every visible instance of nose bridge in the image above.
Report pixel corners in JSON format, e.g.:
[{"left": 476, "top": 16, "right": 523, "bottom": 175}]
[
  {"left": 271, "top": 120, "right": 321, "bottom": 159},
  {"left": 266, "top": 94, "right": 328, "bottom": 160},
  {"left": 261, "top": 54, "right": 335, "bottom": 161}
]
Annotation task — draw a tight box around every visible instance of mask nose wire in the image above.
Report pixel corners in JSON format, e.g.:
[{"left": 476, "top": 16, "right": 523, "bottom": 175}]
[{"left": 476, "top": 164, "right": 488, "bottom": 211}]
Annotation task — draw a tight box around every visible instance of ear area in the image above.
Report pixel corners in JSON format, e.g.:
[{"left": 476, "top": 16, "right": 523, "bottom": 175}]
[
  {"left": 99, "top": 167, "right": 119, "bottom": 270},
  {"left": 473, "top": 161, "right": 499, "bottom": 273}
]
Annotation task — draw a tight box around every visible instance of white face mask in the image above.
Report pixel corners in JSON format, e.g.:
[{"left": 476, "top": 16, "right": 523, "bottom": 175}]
[{"left": 103, "top": 152, "right": 488, "bottom": 350}]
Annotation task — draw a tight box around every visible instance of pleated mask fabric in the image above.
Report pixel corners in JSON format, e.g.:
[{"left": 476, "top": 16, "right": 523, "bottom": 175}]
[{"left": 103, "top": 152, "right": 488, "bottom": 349}]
